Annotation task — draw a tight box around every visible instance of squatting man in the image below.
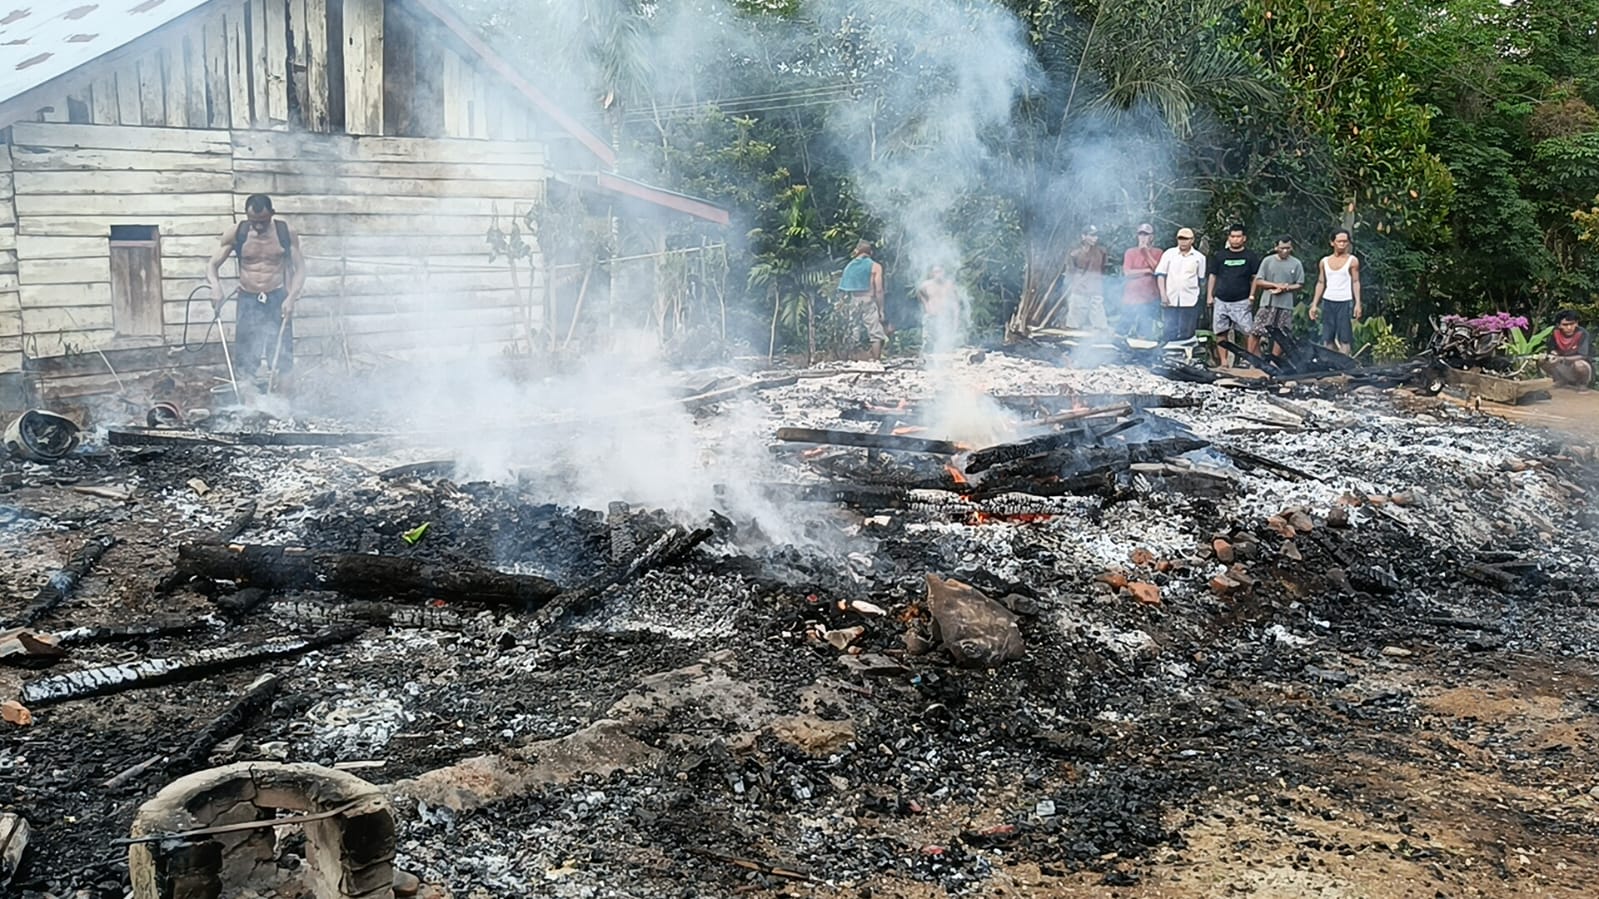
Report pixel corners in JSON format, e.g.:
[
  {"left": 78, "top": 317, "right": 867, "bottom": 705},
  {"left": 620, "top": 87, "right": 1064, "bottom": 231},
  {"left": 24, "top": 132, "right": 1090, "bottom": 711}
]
[{"left": 205, "top": 194, "right": 307, "bottom": 394}]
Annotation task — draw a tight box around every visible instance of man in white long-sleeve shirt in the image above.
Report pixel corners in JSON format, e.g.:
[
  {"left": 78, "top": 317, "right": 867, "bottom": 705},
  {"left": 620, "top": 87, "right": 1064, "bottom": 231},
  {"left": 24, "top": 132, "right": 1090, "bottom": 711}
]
[{"left": 1154, "top": 226, "right": 1206, "bottom": 342}]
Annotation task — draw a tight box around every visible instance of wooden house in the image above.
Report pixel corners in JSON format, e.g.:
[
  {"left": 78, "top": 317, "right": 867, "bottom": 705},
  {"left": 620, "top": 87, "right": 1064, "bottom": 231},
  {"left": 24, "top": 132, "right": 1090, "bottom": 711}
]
[{"left": 0, "top": 0, "right": 728, "bottom": 405}]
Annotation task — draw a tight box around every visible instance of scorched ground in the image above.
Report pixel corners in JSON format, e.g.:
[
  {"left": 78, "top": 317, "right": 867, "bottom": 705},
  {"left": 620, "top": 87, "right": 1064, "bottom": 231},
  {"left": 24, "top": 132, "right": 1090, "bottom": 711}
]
[{"left": 2, "top": 353, "right": 1598, "bottom": 899}]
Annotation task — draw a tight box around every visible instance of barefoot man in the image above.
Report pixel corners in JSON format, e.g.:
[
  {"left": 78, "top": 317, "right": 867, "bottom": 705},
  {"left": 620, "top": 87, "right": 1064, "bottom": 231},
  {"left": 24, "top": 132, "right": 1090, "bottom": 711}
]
[{"left": 205, "top": 194, "right": 306, "bottom": 392}]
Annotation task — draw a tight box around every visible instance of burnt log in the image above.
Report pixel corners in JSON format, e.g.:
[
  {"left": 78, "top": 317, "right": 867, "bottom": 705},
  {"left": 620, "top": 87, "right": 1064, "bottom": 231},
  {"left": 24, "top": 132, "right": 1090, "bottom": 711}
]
[
  {"left": 218, "top": 501, "right": 258, "bottom": 541},
  {"left": 978, "top": 436, "right": 1208, "bottom": 487},
  {"left": 530, "top": 525, "right": 711, "bottom": 633},
  {"left": 107, "top": 428, "right": 389, "bottom": 447},
  {"left": 54, "top": 619, "right": 206, "bottom": 646},
  {"left": 172, "top": 543, "right": 562, "bottom": 608},
  {"left": 20, "top": 627, "right": 360, "bottom": 707},
  {"left": 268, "top": 599, "right": 465, "bottom": 630},
  {"left": 1215, "top": 445, "right": 1321, "bottom": 481},
  {"left": 169, "top": 674, "right": 283, "bottom": 777},
  {"left": 1028, "top": 403, "right": 1134, "bottom": 429},
  {"left": 776, "top": 427, "right": 964, "bottom": 455},
  {"left": 9, "top": 534, "right": 116, "bottom": 629},
  {"left": 379, "top": 460, "right": 456, "bottom": 480},
  {"left": 965, "top": 429, "right": 1092, "bottom": 474},
  {"left": 994, "top": 393, "right": 1201, "bottom": 413}
]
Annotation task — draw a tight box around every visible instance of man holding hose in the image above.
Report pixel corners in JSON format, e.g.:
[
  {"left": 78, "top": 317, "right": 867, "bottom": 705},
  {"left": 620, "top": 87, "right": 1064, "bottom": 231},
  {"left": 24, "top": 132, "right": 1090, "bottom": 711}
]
[{"left": 205, "top": 194, "right": 306, "bottom": 394}]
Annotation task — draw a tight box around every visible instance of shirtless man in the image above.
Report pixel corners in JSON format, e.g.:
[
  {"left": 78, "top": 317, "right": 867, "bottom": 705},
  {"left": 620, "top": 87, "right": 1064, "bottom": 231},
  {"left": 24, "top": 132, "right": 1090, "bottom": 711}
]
[
  {"left": 205, "top": 194, "right": 306, "bottom": 391},
  {"left": 917, "top": 265, "right": 960, "bottom": 352}
]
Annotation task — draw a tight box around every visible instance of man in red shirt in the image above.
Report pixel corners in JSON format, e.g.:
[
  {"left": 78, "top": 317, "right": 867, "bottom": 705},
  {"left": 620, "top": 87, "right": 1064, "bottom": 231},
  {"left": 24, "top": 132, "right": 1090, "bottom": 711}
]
[{"left": 1120, "top": 223, "right": 1161, "bottom": 339}]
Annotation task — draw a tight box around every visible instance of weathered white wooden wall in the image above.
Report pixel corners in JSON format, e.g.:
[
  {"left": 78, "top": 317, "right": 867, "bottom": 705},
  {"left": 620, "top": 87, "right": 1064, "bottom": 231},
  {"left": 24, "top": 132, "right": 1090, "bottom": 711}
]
[
  {"left": 0, "top": 147, "right": 18, "bottom": 375},
  {"left": 5, "top": 122, "right": 544, "bottom": 365},
  {"left": 0, "top": 0, "right": 566, "bottom": 376},
  {"left": 233, "top": 130, "right": 545, "bottom": 356},
  {"left": 15, "top": 0, "right": 541, "bottom": 141}
]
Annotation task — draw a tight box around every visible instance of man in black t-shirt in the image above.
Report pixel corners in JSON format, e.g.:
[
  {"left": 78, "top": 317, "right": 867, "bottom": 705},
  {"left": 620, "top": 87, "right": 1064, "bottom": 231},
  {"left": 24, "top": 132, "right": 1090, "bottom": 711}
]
[{"left": 1206, "top": 223, "right": 1261, "bottom": 369}]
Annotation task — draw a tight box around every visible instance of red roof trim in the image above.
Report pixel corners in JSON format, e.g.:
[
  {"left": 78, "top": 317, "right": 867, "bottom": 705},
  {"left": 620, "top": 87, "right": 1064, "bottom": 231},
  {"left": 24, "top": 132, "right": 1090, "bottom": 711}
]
[
  {"left": 595, "top": 172, "right": 731, "bottom": 226},
  {"left": 405, "top": 0, "right": 617, "bottom": 168}
]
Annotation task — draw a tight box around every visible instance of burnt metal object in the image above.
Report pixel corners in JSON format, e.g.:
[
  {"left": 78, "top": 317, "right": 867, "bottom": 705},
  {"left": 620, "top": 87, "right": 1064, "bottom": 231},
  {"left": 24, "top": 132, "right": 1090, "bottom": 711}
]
[
  {"left": 3, "top": 410, "right": 81, "bottom": 462},
  {"left": 776, "top": 427, "right": 964, "bottom": 455},
  {"left": 20, "top": 627, "right": 360, "bottom": 707},
  {"left": 172, "top": 543, "right": 562, "bottom": 608},
  {"left": 9, "top": 534, "right": 116, "bottom": 629}
]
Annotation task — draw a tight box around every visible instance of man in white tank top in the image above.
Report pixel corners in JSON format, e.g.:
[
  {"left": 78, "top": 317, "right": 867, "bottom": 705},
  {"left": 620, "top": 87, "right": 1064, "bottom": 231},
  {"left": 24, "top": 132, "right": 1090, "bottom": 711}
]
[{"left": 1308, "top": 228, "right": 1362, "bottom": 354}]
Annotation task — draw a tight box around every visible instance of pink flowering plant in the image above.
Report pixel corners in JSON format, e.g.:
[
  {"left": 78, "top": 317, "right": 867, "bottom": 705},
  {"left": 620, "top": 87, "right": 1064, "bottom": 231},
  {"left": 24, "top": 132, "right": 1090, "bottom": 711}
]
[
  {"left": 1439, "top": 312, "right": 1531, "bottom": 334},
  {"left": 1437, "top": 311, "right": 1553, "bottom": 363}
]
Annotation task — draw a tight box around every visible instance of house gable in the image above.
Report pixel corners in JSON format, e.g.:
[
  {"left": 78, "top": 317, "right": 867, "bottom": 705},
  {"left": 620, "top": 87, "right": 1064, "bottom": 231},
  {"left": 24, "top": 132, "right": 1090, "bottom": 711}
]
[{"left": 0, "top": 0, "right": 614, "bottom": 165}]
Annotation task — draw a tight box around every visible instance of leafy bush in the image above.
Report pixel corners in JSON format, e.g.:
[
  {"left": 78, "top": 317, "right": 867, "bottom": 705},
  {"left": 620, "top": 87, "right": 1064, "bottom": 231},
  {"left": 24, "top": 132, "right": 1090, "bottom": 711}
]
[{"left": 1353, "top": 316, "right": 1410, "bottom": 362}]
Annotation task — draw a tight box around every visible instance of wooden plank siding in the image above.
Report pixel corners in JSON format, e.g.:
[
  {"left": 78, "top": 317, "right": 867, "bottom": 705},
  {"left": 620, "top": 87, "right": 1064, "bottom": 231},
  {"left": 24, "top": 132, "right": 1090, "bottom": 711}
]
[
  {"left": 229, "top": 129, "right": 543, "bottom": 358},
  {"left": 0, "top": 0, "right": 594, "bottom": 380},
  {"left": 0, "top": 146, "right": 21, "bottom": 373},
  {"left": 2, "top": 122, "right": 545, "bottom": 368}
]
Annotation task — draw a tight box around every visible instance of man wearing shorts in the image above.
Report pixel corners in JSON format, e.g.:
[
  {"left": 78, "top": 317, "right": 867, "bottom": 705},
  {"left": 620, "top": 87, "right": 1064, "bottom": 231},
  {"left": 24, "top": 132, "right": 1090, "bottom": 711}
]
[
  {"left": 1250, "top": 236, "right": 1305, "bottom": 357},
  {"left": 837, "top": 239, "right": 887, "bottom": 361},
  {"left": 1309, "top": 228, "right": 1361, "bottom": 354},
  {"left": 1206, "top": 223, "right": 1260, "bottom": 368}
]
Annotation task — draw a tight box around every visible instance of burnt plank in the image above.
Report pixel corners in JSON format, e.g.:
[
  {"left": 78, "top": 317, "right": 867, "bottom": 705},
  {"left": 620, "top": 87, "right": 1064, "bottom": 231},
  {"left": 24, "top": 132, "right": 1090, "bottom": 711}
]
[{"left": 776, "top": 427, "right": 963, "bottom": 455}]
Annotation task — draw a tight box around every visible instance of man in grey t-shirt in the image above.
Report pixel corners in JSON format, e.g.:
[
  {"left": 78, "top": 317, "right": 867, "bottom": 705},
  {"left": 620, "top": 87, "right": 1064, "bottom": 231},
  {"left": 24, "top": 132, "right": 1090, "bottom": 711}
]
[{"left": 1249, "top": 235, "right": 1305, "bottom": 358}]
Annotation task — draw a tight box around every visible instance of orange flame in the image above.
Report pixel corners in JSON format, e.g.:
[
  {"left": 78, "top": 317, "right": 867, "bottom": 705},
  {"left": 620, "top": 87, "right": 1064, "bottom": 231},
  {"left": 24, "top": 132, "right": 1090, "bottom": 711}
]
[{"left": 946, "top": 465, "right": 969, "bottom": 487}]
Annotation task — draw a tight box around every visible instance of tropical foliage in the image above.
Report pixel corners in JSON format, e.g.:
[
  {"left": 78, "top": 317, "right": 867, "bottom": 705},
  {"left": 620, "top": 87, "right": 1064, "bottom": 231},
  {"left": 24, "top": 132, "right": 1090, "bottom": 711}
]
[{"left": 454, "top": 0, "right": 1599, "bottom": 354}]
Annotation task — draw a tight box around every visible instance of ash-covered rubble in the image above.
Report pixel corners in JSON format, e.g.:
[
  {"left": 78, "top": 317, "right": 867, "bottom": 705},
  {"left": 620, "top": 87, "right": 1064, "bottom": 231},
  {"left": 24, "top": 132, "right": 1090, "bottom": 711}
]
[{"left": 2, "top": 353, "right": 1599, "bottom": 898}]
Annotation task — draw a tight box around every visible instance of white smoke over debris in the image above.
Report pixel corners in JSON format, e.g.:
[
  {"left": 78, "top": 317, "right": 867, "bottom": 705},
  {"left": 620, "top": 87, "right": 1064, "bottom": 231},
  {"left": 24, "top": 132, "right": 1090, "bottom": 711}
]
[{"left": 265, "top": 1, "right": 1189, "bottom": 558}]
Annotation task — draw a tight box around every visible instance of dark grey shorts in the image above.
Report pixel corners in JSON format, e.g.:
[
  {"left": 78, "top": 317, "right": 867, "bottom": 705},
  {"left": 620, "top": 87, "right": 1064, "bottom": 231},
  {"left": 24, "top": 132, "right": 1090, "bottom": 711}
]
[{"left": 1319, "top": 300, "right": 1353, "bottom": 346}]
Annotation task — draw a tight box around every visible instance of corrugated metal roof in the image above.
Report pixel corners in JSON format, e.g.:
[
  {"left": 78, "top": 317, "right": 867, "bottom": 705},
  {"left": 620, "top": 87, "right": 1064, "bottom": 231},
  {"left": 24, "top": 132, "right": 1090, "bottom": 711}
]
[{"left": 0, "top": 0, "right": 211, "bottom": 105}]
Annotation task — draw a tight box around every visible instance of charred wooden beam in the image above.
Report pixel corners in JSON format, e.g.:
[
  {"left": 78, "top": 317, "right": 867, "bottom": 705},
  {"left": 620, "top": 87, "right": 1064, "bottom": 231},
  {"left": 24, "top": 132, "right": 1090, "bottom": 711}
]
[
  {"left": 8, "top": 534, "right": 116, "bottom": 629},
  {"left": 172, "top": 543, "right": 562, "bottom": 608},
  {"left": 20, "top": 627, "right": 361, "bottom": 707},
  {"left": 1028, "top": 403, "right": 1134, "bottom": 429},
  {"left": 530, "top": 525, "right": 712, "bottom": 633},
  {"left": 379, "top": 460, "right": 456, "bottom": 480},
  {"left": 838, "top": 407, "right": 915, "bottom": 424},
  {"left": 994, "top": 393, "right": 1201, "bottom": 412},
  {"left": 268, "top": 599, "right": 465, "bottom": 630},
  {"left": 776, "top": 427, "right": 963, "bottom": 455},
  {"left": 169, "top": 674, "right": 284, "bottom": 777},
  {"left": 965, "top": 430, "right": 1091, "bottom": 474},
  {"left": 218, "top": 501, "right": 258, "bottom": 541},
  {"left": 54, "top": 619, "right": 206, "bottom": 646},
  {"left": 107, "top": 428, "right": 388, "bottom": 448},
  {"left": 681, "top": 375, "right": 800, "bottom": 411},
  {"left": 1215, "top": 445, "right": 1321, "bottom": 481},
  {"left": 978, "top": 436, "right": 1208, "bottom": 486}
]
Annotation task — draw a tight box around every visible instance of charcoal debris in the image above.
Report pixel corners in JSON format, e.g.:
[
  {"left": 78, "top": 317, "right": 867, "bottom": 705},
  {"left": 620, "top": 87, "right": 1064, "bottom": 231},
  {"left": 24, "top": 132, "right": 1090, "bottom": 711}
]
[{"left": 2, "top": 354, "right": 1598, "bottom": 898}]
